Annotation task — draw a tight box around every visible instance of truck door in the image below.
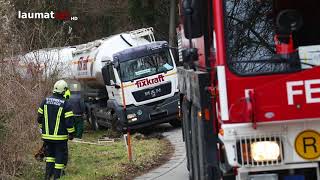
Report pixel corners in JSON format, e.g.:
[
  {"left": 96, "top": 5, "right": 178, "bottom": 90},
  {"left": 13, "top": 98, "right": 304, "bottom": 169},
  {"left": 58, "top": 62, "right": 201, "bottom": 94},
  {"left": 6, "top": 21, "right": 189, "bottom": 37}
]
[{"left": 102, "top": 64, "right": 120, "bottom": 100}]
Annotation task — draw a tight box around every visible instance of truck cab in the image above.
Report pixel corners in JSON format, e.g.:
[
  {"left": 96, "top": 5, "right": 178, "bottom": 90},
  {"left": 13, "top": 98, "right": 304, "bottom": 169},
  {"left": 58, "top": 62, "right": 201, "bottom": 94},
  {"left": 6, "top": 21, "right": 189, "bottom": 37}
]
[{"left": 101, "top": 41, "right": 180, "bottom": 130}]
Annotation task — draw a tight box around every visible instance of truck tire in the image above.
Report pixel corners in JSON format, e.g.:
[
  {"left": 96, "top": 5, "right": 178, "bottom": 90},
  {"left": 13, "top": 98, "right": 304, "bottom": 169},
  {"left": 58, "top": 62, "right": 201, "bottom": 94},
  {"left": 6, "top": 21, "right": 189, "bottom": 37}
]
[{"left": 169, "top": 119, "right": 182, "bottom": 127}]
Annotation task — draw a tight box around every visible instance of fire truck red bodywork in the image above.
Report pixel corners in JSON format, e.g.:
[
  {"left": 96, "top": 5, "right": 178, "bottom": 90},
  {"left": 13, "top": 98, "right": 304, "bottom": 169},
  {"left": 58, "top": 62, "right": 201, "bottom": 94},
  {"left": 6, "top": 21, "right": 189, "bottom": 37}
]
[
  {"left": 178, "top": 0, "right": 320, "bottom": 179},
  {"left": 182, "top": 0, "right": 320, "bottom": 124}
]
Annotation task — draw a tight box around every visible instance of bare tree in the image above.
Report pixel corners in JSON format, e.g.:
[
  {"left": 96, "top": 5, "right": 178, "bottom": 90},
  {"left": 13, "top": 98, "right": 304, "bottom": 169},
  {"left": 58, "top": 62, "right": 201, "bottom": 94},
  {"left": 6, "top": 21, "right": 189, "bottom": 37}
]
[{"left": 0, "top": 1, "right": 69, "bottom": 177}]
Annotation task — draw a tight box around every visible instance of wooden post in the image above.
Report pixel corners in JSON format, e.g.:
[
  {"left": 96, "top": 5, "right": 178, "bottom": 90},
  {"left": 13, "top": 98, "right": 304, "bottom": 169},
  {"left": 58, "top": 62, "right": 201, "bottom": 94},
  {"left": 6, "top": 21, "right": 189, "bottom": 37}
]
[
  {"left": 127, "top": 129, "right": 132, "bottom": 161},
  {"left": 121, "top": 81, "right": 132, "bottom": 161}
]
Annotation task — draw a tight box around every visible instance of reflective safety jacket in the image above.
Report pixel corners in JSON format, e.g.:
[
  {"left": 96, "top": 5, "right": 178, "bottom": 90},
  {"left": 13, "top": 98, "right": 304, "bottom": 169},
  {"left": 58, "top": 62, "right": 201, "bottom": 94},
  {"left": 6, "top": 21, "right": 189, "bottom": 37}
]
[
  {"left": 63, "top": 89, "right": 71, "bottom": 99},
  {"left": 37, "top": 94, "right": 75, "bottom": 141}
]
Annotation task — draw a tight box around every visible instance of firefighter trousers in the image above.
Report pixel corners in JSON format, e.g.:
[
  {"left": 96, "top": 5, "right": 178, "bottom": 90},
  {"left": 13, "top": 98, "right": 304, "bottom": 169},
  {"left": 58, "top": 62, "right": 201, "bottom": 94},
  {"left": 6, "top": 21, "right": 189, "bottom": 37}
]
[
  {"left": 74, "top": 116, "right": 84, "bottom": 139},
  {"left": 44, "top": 140, "right": 68, "bottom": 180}
]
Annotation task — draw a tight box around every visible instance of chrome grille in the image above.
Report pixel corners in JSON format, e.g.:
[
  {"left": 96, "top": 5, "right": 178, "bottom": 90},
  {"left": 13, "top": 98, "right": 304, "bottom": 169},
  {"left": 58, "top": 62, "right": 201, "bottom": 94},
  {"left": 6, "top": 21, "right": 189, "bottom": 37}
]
[{"left": 237, "top": 134, "right": 284, "bottom": 167}]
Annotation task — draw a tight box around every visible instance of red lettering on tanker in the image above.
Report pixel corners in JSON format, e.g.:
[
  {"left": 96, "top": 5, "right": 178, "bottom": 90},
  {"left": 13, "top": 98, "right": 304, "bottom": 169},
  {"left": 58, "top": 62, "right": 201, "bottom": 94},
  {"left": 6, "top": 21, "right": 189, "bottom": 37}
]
[
  {"left": 78, "top": 56, "right": 89, "bottom": 71},
  {"left": 135, "top": 74, "right": 165, "bottom": 88}
]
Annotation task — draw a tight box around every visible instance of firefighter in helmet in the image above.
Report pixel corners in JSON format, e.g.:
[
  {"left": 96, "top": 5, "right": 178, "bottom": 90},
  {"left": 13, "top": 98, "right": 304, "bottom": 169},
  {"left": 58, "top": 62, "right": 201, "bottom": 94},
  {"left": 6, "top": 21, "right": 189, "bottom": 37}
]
[
  {"left": 37, "top": 80, "right": 75, "bottom": 179},
  {"left": 63, "top": 85, "right": 85, "bottom": 139}
]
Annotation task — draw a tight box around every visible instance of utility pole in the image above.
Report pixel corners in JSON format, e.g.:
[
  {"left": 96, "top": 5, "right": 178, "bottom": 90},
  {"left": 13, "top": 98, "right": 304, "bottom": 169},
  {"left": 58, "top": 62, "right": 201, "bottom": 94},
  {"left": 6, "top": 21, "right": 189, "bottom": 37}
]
[{"left": 169, "top": 0, "right": 177, "bottom": 47}]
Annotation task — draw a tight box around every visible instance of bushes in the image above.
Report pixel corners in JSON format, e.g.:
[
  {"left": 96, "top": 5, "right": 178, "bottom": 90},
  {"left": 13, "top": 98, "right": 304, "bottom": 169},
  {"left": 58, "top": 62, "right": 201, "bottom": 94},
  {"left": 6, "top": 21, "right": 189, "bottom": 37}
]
[
  {"left": 0, "top": 1, "right": 61, "bottom": 177},
  {"left": 0, "top": 72, "right": 56, "bottom": 178}
]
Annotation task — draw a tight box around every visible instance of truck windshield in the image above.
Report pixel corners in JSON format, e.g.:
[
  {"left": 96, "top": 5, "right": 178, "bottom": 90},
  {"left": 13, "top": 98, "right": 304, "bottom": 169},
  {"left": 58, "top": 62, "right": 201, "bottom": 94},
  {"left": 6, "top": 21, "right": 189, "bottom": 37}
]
[
  {"left": 224, "top": 0, "right": 320, "bottom": 75},
  {"left": 118, "top": 50, "right": 174, "bottom": 82}
]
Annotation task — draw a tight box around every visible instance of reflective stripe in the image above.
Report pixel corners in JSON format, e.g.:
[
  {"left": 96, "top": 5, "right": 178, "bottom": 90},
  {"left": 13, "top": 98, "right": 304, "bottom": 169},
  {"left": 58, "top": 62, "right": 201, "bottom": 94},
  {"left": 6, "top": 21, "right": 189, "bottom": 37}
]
[
  {"left": 64, "top": 89, "right": 71, "bottom": 99},
  {"left": 54, "top": 163, "right": 65, "bottom": 169},
  {"left": 38, "top": 108, "right": 43, "bottom": 114},
  {"left": 65, "top": 111, "right": 73, "bottom": 115},
  {"left": 54, "top": 107, "right": 63, "bottom": 135},
  {"left": 42, "top": 134, "right": 68, "bottom": 140},
  {"left": 67, "top": 127, "right": 75, "bottom": 133},
  {"left": 44, "top": 105, "right": 49, "bottom": 135},
  {"left": 45, "top": 157, "right": 55, "bottom": 163},
  {"left": 65, "top": 111, "right": 74, "bottom": 118},
  {"left": 65, "top": 114, "right": 74, "bottom": 118},
  {"left": 217, "top": 66, "right": 229, "bottom": 121}
]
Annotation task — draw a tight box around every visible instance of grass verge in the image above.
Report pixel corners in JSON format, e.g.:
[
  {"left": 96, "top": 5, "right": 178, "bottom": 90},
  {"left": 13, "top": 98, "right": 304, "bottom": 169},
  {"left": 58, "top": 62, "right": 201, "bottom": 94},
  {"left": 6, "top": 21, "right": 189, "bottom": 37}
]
[{"left": 18, "top": 130, "right": 173, "bottom": 180}]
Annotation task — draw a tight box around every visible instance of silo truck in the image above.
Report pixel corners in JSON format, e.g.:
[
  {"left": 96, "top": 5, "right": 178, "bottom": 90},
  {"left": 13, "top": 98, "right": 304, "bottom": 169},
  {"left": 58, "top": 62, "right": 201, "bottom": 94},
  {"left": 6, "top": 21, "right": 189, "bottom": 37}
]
[{"left": 24, "top": 28, "right": 180, "bottom": 131}]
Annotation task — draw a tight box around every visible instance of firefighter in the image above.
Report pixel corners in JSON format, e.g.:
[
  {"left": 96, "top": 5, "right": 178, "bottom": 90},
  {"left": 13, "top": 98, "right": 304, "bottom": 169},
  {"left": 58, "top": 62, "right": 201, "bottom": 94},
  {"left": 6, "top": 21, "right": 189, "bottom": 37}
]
[
  {"left": 68, "top": 89, "right": 85, "bottom": 139},
  {"left": 37, "top": 80, "right": 75, "bottom": 180},
  {"left": 35, "top": 88, "right": 72, "bottom": 162},
  {"left": 63, "top": 86, "right": 85, "bottom": 139}
]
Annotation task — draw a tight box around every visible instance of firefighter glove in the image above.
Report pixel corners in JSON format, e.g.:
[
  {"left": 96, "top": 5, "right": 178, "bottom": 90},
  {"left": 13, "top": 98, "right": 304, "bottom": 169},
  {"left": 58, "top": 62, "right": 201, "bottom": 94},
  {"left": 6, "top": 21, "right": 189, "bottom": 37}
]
[{"left": 68, "top": 133, "right": 74, "bottom": 140}]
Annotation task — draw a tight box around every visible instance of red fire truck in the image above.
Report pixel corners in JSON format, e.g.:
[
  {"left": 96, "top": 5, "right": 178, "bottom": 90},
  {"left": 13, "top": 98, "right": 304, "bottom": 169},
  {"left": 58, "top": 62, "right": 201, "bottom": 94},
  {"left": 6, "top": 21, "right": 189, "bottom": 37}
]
[{"left": 177, "top": 0, "right": 320, "bottom": 179}]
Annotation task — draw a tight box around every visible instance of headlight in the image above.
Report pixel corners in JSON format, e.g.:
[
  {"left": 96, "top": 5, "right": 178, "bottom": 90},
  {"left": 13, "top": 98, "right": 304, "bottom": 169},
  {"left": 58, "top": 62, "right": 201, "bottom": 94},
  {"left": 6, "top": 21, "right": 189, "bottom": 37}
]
[
  {"left": 238, "top": 139, "right": 282, "bottom": 165},
  {"left": 127, "top": 113, "right": 137, "bottom": 122},
  {"left": 251, "top": 141, "right": 280, "bottom": 161},
  {"left": 127, "top": 113, "right": 136, "bottom": 119}
]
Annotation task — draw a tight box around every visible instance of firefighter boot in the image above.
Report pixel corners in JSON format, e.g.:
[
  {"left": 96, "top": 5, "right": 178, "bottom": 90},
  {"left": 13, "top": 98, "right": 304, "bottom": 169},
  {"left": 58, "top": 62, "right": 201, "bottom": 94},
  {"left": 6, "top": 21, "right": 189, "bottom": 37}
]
[
  {"left": 53, "top": 168, "right": 63, "bottom": 179},
  {"left": 44, "top": 162, "right": 54, "bottom": 180}
]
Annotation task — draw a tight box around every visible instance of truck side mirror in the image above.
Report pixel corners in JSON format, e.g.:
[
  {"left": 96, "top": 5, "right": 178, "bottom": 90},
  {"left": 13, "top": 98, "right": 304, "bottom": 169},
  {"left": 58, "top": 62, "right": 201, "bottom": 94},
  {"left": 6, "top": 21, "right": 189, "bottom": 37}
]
[
  {"left": 182, "top": 48, "right": 198, "bottom": 63},
  {"left": 102, "top": 65, "right": 111, "bottom": 85},
  {"left": 182, "top": 0, "right": 204, "bottom": 39}
]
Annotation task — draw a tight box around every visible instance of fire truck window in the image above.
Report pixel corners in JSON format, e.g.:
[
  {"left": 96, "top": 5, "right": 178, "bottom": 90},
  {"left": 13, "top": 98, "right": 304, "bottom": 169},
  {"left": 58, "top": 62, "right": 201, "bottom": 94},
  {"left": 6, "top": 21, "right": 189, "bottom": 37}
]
[{"left": 224, "top": 0, "right": 320, "bottom": 75}]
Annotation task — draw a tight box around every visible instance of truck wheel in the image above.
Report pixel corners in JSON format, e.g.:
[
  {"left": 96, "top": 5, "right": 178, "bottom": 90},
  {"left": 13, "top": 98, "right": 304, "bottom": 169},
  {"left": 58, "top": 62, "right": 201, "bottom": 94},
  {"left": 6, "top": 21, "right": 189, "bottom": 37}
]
[
  {"left": 89, "top": 112, "right": 100, "bottom": 131},
  {"left": 169, "top": 119, "right": 181, "bottom": 127}
]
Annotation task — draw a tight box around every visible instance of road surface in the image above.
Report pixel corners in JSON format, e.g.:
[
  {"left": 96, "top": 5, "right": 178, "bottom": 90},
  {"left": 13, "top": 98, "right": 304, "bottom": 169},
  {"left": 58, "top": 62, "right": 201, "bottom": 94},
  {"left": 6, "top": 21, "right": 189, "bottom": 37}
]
[{"left": 135, "top": 125, "right": 189, "bottom": 180}]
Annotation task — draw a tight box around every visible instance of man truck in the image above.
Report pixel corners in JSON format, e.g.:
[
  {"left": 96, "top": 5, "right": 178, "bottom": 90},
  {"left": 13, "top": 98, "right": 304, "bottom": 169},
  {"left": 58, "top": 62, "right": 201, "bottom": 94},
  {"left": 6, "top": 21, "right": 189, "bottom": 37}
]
[
  {"left": 23, "top": 27, "right": 180, "bottom": 131},
  {"left": 178, "top": 0, "right": 320, "bottom": 179}
]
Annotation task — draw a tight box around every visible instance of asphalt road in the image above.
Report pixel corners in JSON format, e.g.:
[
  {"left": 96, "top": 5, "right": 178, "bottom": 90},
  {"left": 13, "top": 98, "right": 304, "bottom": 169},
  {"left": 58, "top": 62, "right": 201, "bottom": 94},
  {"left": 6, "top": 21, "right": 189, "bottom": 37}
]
[
  {"left": 135, "top": 124, "right": 189, "bottom": 180},
  {"left": 154, "top": 159, "right": 189, "bottom": 180}
]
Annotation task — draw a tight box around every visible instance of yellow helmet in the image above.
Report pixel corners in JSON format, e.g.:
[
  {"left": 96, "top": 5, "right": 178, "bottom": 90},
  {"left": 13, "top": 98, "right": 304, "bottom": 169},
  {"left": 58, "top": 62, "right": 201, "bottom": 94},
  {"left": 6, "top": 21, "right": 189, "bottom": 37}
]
[{"left": 53, "top": 80, "right": 68, "bottom": 94}]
